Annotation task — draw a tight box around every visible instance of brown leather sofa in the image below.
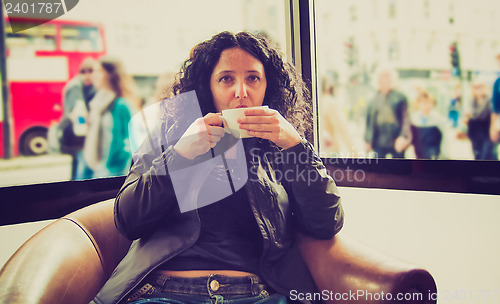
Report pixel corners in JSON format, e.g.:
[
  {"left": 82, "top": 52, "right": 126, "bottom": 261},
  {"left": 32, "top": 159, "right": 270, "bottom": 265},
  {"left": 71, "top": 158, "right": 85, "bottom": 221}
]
[{"left": 0, "top": 198, "right": 437, "bottom": 304}]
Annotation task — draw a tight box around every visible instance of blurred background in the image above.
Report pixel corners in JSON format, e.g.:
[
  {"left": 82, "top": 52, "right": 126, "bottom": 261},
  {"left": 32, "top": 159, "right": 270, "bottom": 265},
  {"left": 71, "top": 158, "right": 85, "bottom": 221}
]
[
  {"left": 1, "top": 0, "right": 500, "bottom": 187},
  {"left": 0, "top": 0, "right": 287, "bottom": 186},
  {"left": 1, "top": 2, "right": 499, "bottom": 302},
  {"left": 316, "top": 0, "right": 500, "bottom": 160}
]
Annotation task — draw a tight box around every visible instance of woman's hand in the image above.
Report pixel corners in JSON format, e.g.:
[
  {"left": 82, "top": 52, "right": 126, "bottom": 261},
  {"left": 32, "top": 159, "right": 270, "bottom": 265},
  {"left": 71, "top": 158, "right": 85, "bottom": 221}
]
[
  {"left": 238, "top": 107, "right": 302, "bottom": 150},
  {"left": 174, "top": 113, "right": 225, "bottom": 159}
]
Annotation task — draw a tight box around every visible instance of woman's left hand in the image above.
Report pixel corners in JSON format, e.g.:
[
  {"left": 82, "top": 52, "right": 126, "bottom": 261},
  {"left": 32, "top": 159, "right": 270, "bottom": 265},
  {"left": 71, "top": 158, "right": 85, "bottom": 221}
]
[{"left": 238, "top": 107, "right": 302, "bottom": 150}]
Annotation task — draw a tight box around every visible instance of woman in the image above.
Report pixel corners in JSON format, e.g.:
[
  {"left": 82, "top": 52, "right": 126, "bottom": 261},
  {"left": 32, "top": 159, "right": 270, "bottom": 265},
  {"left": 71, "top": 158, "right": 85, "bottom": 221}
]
[
  {"left": 92, "top": 32, "right": 343, "bottom": 304},
  {"left": 83, "top": 56, "right": 137, "bottom": 178}
]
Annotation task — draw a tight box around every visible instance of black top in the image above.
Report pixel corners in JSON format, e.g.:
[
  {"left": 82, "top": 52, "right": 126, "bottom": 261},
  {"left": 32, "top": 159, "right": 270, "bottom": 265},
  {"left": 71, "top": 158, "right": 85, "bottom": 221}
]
[{"left": 160, "top": 158, "right": 263, "bottom": 275}]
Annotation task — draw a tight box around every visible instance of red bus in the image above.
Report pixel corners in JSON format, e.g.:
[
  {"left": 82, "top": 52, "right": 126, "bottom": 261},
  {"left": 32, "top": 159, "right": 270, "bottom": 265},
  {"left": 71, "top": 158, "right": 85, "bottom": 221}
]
[{"left": 1, "top": 17, "right": 106, "bottom": 157}]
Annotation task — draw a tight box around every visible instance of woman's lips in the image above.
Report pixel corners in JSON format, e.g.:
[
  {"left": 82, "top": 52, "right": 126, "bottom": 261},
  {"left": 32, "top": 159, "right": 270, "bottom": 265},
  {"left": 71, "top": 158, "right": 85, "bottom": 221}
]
[{"left": 235, "top": 105, "right": 248, "bottom": 108}]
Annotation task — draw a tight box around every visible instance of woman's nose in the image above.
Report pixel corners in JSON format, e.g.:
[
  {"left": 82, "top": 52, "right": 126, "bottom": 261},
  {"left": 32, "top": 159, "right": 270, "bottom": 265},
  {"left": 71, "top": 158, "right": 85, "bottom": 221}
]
[{"left": 235, "top": 80, "right": 248, "bottom": 99}]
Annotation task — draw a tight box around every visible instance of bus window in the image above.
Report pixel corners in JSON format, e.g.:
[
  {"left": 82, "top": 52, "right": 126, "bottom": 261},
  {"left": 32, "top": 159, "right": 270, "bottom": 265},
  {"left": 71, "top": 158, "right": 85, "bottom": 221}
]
[
  {"left": 61, "top": 25, "right": 103, "bottom": 52},
  {"left": 5, "top": 23, "right": 56, "bottom": 52},
  {"left": 2, "top": 18, "right": 106, "bottom": 163}
]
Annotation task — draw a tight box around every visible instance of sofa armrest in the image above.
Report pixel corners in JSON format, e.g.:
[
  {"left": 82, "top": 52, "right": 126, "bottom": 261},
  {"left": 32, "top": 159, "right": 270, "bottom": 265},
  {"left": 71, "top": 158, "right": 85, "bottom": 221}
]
[
  {"left": 0, "top": 199, "right": 131, "bottom": 304},
  {"left": 298, "top": 232, "right": 437, "bottom": 304},
  {"left": 63, "top": 199, "right": 132, "bottom": 278},
  {"left": 0, "top": 218, "right": 107, "bottom": 304}
]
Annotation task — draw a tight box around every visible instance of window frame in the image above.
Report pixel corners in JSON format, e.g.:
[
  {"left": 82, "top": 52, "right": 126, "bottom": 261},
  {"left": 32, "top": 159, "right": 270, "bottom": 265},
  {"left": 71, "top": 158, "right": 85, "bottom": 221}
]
[
  {"left": 296, "top": 0, "right": 500, "bottom": 196},
  {"left": 0, "top": 0, "right": 499, "bottom": 227}
]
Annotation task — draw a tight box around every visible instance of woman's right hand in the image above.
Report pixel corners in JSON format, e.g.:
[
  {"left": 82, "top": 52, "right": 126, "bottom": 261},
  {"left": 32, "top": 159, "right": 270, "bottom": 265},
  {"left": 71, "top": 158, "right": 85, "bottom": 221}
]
[{"left": 173, "top": 113, "right": 225, "bottom": 159}]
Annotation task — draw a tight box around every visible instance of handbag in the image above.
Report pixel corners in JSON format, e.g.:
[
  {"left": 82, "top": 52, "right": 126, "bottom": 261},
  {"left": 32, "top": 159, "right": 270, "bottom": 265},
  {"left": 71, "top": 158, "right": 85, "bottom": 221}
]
[{"left": 56, "top": 117, "right": 85, "bottom": 154}]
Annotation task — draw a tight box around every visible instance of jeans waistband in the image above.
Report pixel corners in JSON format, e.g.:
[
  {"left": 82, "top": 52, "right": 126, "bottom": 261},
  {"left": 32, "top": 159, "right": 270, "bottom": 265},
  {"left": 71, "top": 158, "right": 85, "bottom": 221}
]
[{"left": 144, "top": 272, "right": 269, "bottom": 298}]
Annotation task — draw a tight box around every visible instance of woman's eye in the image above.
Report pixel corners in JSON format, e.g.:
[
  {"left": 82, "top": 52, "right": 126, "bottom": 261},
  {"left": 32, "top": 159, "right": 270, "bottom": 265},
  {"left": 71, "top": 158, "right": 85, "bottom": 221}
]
[
  {"left": 248, "top": 75, "right": 260, "bottom": 82},
  {"left": 220, "top": 76, "right": 233, "bottom": 83}
]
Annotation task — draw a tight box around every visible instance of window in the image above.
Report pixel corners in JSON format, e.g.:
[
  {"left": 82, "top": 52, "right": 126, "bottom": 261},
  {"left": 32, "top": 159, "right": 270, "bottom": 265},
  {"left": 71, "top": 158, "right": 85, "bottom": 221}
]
[
  {"left": 0, "top": 0, "right": 288, "bottom": 188},
  {"left": 423, "top": 0, "right": 430, "bottom": 19},
  {"left": 5, "top": 22, "right": 56, "bottom": 52},
  {"left": 315, "top": 0, "right": 500, "bottom": 162},
  {"left": 1, "top": 0, "right": 498, "bottom": 190},
  {"left": 1, "top": 2, "right": 498, "bottom": 299},
  {"left": 388, "top": 0, "right": 397, "bottom": 19},
  {"left": 61, "top": 25, "right": 103, "bottom": 52}
]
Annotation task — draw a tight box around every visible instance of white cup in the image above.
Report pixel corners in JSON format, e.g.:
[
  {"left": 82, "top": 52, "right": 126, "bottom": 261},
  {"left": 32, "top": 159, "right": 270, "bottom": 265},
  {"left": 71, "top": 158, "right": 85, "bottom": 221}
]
[{"left": 221, "top": 105, "right": 269, "bottom": 138}]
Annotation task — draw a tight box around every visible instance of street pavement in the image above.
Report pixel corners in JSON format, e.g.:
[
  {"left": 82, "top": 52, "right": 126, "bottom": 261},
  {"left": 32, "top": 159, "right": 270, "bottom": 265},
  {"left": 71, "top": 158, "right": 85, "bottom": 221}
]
[{"left": 0, "top": 154, "right": 72, "bottom": 187}]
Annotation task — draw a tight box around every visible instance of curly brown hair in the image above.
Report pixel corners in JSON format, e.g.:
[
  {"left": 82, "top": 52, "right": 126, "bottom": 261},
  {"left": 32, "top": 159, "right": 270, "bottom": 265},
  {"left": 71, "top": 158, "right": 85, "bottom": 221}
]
[{"left": 168, "top": 31, "right": 312, "bottom": 139}]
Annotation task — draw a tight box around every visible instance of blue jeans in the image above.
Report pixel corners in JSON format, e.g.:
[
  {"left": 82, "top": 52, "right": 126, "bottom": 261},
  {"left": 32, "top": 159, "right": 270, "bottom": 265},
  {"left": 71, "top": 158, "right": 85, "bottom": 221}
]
[
  {"left": 126, "top": 273, "right": 288, "bottom": 304},
  {"left": 74, "top": 150, "right": 94, "bottom": 180}
]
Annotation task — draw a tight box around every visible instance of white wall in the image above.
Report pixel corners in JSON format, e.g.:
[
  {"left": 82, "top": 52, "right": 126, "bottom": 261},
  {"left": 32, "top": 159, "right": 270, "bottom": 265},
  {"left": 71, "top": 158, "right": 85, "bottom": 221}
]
[
  {"left": 339, "top": 187, "right": 500, "bottom": 304},
  {"left": 1, "top": 187, "right": 499, "bottom": 303},
  {"left": 0, "top": 219, "right": 54, "bottom": 268}
]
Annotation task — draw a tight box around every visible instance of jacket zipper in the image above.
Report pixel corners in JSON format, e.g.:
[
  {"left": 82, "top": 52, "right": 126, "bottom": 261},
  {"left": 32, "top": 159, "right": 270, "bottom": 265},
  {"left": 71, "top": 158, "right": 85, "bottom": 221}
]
[
  {"left": 118, "top": 142, "right": 207, "bottom": 303},
  {"left": 118, "top": 145, "right": 230, "bottom": 303},
  {"left": 116, "top": 211, "right": 202, "bottom": 304},
  {"left": 248, "top": 155, "right": 289, "bottom": 297},
  {"left": 249, "top": 154, "right": 312, "bottom": 304}
]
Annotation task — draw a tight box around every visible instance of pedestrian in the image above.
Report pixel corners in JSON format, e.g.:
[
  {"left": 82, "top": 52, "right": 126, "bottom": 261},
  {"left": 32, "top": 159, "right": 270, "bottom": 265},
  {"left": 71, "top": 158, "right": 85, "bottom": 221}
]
[
  {"left": 59, "top": 57, "right": 96, "bottom": 180},
  {"left": 465, "top": 79, "right": 498, "bottom": 160},
  {"left": 319, "top": 75, "right": 356, "bottom": 155},
  {"left": 365, "top": 66, "right": 412, "bottom": 158},
  {"left": 128, "top": 71, "right": 176, "bottom": 154},
  {"left": 490, "top": 52, "right": 500, "bottom": 144},
  {"left": 83, "top": 56, "right": 137, "bottom": 178}
]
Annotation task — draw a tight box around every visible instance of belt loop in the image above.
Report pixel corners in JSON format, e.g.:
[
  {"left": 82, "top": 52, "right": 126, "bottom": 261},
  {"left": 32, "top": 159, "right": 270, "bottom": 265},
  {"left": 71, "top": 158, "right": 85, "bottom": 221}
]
[
  {"left": 155, "top": 274, "right": 169, "bottom": 289},
  {"left": 250, "top": 275, "right": 258, "bottom": 296},
  {"left": 207, "top": 274, "right": 215, "bottom": 297}
]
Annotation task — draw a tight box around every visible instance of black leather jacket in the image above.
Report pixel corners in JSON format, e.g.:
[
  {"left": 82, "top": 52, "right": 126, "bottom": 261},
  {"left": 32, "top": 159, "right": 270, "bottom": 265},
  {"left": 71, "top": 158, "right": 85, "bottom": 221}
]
[{"left": 91, "top": 124, "right": 343, "bottom": 304}]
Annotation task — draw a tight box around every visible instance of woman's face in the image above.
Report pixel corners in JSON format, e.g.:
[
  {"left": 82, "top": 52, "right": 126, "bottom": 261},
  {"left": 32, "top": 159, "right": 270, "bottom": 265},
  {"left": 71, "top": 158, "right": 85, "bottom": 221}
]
[
  {"left": 92, "top": 63, "right": 108, "bottom": 89},
  {"left": 210, "top": 47, "right": 267, "bottom": 112}
]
